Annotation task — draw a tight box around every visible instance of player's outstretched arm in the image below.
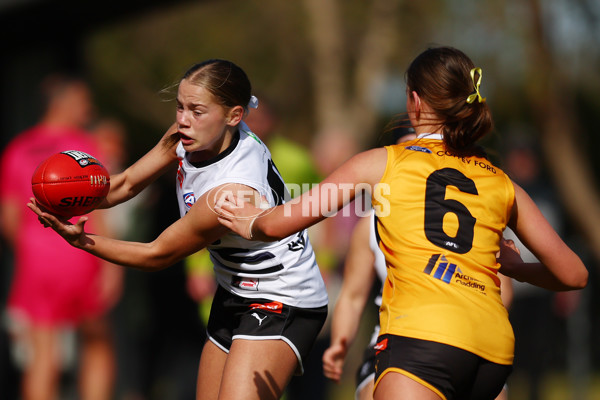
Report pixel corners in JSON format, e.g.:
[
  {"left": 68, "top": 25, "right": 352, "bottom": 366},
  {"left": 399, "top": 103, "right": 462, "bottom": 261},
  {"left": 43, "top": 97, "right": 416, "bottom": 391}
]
[
  {"left": 500, "top": 182, "right": 588, "bottom": 291},
  {"left": 216, "top": 148, "right": 387, "bottom": 241},
  {"left": 28, "top": 183, "right": 251, "bottom": 271}
]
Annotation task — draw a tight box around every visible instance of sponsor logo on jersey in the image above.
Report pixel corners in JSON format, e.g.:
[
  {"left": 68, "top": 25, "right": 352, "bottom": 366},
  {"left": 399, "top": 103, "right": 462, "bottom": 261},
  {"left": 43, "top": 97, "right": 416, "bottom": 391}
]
[
  {"left": 434, "top": 151, "right": 497, "bottom": 174},
  {"left": 183, "top": 192, "right": 195, "bottom": 209},
  {"left": 232, "top": 277, "right": 259, "bottom": 290},
  {"left": 405, "top": 145, "right": 432, "bottom": 154},
  {"left": 250, "top": 301, "right": 283, "bottom": 314},
  {"left": 424, "top": 254, "right": 486, "bottom": 293},
  {"left": 423, "top": 254, "right": 458, "bottom": 284},
  {"left": 374, "top": 337, "right": 388, "bottom": 354}
]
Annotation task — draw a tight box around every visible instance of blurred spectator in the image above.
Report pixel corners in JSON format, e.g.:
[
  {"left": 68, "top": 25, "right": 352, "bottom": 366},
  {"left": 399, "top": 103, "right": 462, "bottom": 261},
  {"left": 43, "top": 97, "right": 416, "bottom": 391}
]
[
  {"left": 0, "top": 74, "right": 123, "bottom": 400},
  {"left": 91, "top": 118, "right": 128, "bottom": 174},
  {"left": 502, "top": 139, "right": 582, "bottom": 400}
]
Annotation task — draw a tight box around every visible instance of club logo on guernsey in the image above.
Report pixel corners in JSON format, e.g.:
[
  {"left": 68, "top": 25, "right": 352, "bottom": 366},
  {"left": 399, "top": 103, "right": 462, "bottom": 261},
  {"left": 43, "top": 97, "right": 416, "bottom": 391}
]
[
  {"left": 424, "top": 254, "right": 487, "bottom": 293},
  {"left": 183, "top": 192, "right": 195, "bottom": 209}
]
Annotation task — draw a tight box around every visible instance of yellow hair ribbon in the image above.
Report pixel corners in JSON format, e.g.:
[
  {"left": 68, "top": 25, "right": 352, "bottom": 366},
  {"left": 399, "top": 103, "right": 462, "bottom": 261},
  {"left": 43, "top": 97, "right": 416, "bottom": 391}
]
[{"left": 466, "top": 67, "right": 486, "bottom": 104}]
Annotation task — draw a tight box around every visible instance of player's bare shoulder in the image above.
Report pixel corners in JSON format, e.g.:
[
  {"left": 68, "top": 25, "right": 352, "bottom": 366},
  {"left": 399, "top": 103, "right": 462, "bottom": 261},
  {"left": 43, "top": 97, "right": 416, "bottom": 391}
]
[{"left": 345, "top": 147, "right": 388, "bottom": 187}]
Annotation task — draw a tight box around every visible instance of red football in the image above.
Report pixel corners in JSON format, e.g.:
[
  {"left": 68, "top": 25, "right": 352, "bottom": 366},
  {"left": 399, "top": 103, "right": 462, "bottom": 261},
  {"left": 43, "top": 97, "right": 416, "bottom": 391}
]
[{"left": 31, "top": 150, "right": 110, "bottom": 218}]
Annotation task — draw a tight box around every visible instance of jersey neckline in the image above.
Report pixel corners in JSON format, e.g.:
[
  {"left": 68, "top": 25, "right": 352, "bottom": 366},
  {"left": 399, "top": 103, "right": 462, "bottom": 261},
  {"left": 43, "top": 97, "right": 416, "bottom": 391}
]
[{"left": 188, "top": 129, "right": 241, "bottom": 168}]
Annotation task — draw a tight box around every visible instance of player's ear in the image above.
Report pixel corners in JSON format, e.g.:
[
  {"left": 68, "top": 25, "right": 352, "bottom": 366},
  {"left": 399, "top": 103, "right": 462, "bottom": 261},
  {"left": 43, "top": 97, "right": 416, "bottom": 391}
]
[
  {"left": 411, "top": 91, "right": 421, "bottom": 120},
  {"left": 226, "top": 105, "right": 244, "bottom": 127}
]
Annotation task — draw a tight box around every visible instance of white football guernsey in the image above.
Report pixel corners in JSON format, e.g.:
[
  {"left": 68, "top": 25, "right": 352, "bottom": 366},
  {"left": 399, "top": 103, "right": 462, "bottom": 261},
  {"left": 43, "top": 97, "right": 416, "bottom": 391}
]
[{"left": 175, "top": 122, "right": 328, "bottom": 308}]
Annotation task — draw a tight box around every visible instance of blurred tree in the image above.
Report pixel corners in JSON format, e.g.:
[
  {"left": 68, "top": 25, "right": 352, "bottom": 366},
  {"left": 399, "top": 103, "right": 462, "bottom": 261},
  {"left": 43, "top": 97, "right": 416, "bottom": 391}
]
[
  {"left": 302, "top": 0, "right": 402, "bottom": 148},
  {"left": 525, "top": 0, "right": 600, "bottom": 263}
]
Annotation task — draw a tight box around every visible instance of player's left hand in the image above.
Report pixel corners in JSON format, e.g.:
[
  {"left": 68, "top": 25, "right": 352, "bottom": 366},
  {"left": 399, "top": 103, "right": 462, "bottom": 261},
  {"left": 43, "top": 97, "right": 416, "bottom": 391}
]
[
  {"left": 497, "top": 238, "right": 523, "bottom": 277},
  {"left": 27, "top": 197, "right": 89, "bottom": 248}
]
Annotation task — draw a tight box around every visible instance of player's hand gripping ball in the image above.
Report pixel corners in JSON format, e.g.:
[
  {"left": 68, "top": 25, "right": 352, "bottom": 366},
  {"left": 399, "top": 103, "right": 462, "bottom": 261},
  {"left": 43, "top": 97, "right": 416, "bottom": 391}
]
[{"left": 31, "top": 150, "right": 110, "bottom": 218}]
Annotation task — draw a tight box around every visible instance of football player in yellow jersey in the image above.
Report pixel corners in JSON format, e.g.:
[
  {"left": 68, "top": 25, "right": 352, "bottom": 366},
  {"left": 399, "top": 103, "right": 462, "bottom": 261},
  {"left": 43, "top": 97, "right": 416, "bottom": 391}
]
[{"left": 215, "top": 46, "right": 588, "bottom": 400}]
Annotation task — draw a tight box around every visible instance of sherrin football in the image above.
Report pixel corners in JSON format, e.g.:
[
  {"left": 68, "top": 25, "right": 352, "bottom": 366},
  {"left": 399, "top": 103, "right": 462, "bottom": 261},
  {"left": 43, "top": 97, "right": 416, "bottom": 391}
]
[{"left": 31, "top": 150, "right": 110, "bottom": 218}]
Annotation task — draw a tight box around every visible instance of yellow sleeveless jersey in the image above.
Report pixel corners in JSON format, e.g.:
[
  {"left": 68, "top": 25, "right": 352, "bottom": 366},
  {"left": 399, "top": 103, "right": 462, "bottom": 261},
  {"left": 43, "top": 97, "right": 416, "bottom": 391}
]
[{"left": 371, "top": 138, "right": 515, "bottom": 365}]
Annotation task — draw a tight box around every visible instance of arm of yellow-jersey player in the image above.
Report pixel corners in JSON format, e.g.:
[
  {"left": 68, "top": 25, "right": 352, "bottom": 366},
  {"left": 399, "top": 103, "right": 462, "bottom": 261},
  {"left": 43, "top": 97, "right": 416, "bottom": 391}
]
[
  {"left": 502, "top": 182, "right": 588, "bottom": 291},
  {"left": 215, "top": 148, "right": 387, "bottom": 241},
  {"left": 496, "top": 238, "right": 518, "bottom": 310}
]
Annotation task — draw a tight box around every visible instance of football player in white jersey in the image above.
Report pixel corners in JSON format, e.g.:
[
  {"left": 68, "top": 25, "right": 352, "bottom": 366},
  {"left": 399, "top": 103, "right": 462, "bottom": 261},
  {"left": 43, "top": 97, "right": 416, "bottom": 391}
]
[{"left": 29, "top": 59, "right": 328, "bottom": 400}]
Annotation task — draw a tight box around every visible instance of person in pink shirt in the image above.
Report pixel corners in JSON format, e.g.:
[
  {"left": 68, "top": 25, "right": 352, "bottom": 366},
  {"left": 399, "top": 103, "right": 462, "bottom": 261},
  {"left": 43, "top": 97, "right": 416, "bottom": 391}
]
[{"left": 0, "top": 74, "right": 123, "bottom": 400}]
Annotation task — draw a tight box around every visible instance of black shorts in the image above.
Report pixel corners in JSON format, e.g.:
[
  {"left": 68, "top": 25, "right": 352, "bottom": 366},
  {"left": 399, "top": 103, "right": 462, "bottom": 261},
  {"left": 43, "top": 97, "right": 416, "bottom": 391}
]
[
  {"left": 374, "top": 335, "right": 512, "bottom": 400},
  {"left": 207, "top": 285, "right": 328, "bottom": 375}
]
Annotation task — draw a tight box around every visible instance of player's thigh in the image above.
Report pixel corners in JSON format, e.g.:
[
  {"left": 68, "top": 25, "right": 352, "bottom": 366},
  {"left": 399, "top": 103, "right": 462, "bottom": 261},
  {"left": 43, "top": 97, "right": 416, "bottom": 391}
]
[
  {"left": 197, "top": 340, "right": 228, "bottom": 400},
  {"left": 374, "top": 371, "right": 442, "bottom": 400},
  {"left": 219, "top": 338, "right": 297, "bottom": 400}
]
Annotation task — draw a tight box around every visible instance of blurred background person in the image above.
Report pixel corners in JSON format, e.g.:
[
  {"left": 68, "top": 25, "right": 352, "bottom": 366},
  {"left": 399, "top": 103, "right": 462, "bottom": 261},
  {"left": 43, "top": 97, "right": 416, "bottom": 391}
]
[
  {"left": 244, "top": 94, "right": 321, "bottom": 196},
  {"left": 501, "top": 138, "right": 586, "bottom": 400},
  {"left": 0, "top": 74, "right": 123, "bottom": 400}
]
